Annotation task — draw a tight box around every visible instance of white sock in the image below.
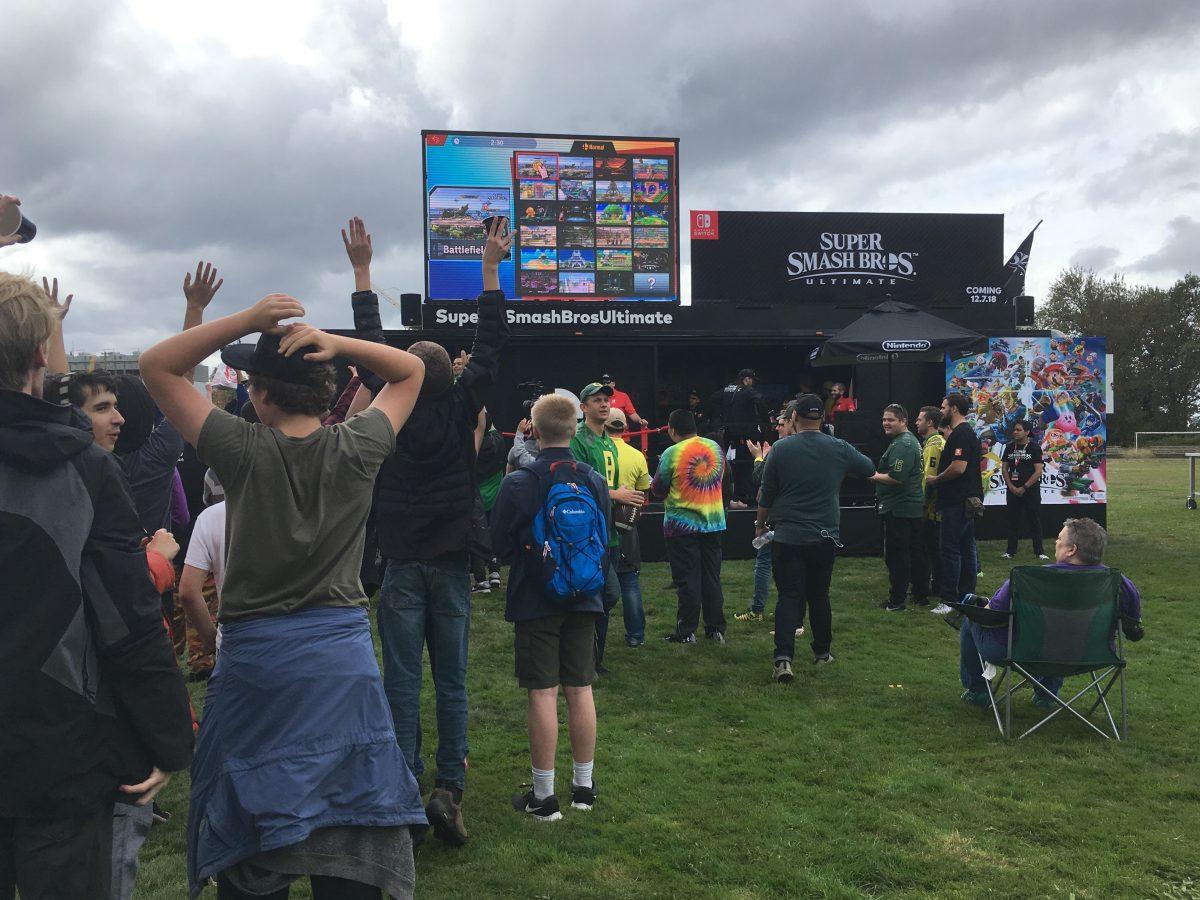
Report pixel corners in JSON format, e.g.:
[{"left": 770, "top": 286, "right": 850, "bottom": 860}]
[
  {"left": 532, "top": 766, "right": 555, "bottom": 801},
  {"left": 572, "top": 759, "right": 594, "bottom": 789}
]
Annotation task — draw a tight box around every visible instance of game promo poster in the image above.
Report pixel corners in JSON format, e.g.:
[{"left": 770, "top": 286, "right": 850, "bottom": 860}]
[
  {"left": 946, "top": 336, "right": 1107, "bottom": 505},
  {"left": 423, "top": 131, "right": 679, "bottom": 303}
]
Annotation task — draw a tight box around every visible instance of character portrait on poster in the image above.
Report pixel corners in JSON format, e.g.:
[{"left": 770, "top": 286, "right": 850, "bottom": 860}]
[{"left": 947, "top": 336, "right": 1107, "bottom": 505}]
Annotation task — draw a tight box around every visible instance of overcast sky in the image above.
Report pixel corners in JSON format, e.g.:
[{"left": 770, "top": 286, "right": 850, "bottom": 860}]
[{"left": 2, "top": 0, "right": 1197, "bottom": 354}]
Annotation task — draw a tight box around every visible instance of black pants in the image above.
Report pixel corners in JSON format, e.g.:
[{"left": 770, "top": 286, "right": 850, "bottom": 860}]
[
  {"left": 923, "top": 518, "right": 942, "bottom": 599},
  {"left": 665, "top": 532, "right": 726, "bottom": 637},
  {"left": 217, "top": 872, "right": 382, "bottom": 899},
  {"left": 468, "top": 496, "right": 495, "bottom": 583},
  {"left": 0, "top": 805, "right": 113, "bottom": 900},
  {"left": 1006, "top": 491, "right": 1044, "bottom": 555},
  {"left": 772, "top": 540, "right": 837, "bottom": 660},
  {"left": 882, "top": 513, "right": 929, "bottom": 605}
]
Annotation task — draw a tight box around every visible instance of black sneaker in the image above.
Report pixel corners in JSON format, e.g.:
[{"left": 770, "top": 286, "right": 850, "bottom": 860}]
[
  {"left": 663, "top": 632, "right": 696, "bottom": 644},
  {"left": 511, "top": 788, "right": 563, "bottom": 822},
  {"left": 595, "top": 663, "right": 610, "bottom": 676},
  {"left": 570, "top": 781, "right": 598, "bottom": 810},
  {"left": 425, "top": 787, "right": 468, "bottom": 846}
]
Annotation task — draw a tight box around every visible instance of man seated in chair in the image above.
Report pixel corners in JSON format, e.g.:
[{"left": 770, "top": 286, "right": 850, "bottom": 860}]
[{"left": 960, "top": 517, "right": 1143, "bottom": 710}]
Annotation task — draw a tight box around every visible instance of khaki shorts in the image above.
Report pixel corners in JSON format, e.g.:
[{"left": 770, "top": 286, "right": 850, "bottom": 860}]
[{"left": 514, "top": 612, "right": 598, "bottom": 689}]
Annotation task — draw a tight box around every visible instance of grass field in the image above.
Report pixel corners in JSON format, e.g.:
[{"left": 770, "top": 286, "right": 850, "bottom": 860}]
[{"left": 134, "top": 458, "right": 1200, "bottom": 899}]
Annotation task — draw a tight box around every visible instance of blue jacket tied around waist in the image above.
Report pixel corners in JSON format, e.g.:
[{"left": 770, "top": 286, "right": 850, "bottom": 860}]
[{"left": 187, "top": 607, "right": 426, "bottom": 895}]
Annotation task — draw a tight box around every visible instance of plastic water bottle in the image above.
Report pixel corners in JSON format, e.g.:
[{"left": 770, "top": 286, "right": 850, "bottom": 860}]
[{"left": 751, "top": 530, "right": 774, "bottom": 550}]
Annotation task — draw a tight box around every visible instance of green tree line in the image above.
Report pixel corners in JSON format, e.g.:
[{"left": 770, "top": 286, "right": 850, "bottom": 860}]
[{"left": 1038, "top": 269, "right": 1200, "bottom": 445}]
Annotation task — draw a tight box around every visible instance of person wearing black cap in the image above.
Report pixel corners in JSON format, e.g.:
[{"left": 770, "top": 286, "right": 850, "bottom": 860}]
[
  {"left": 139, "top": 293, "right": 428, "bottom": 899},
  {"left": 755, "top": 394, "right": 875, "bottom": 683}
]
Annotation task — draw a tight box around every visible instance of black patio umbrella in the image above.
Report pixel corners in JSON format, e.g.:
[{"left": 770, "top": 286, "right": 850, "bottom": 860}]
[{"left": 810, "top": 299, "right": 986, "bottom": 397}]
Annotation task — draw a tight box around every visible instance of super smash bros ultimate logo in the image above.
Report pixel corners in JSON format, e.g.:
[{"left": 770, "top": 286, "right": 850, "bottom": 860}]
[
  {"left": 786, "top": 232, "right": 918, "bottom": 285},
  {"left": 434, "top": 308, "right": 675, "bottom": 328}
]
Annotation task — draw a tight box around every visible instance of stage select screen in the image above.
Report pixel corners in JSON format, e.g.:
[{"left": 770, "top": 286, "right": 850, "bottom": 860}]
[{"left": 423, "top": 131, "right": 679, "bottom": 302}]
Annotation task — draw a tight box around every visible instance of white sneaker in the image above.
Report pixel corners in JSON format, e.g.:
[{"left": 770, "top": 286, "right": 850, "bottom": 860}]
[
  {"left": 930, "top": 603, "right": 953, "bottom": 615},
  {"left": 1000, "top": 552, "right": 1015, "bottom": 560},
  {"left": 1037, "top": 554, "right": 1050, "bottom": 560}
]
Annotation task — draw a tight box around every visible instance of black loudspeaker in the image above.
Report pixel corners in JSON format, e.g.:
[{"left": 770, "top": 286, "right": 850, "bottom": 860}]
[
  {"left": 1015, "top": 295, "right": 1035, "bottom": 327},
  {"left": 400, "top": 293, "right": 422, "bottom": 328}
]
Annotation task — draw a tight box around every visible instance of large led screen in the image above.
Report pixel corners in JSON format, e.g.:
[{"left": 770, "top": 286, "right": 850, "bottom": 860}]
[{"left": 423, "top": 131, "right": 679, "bottom": 302}]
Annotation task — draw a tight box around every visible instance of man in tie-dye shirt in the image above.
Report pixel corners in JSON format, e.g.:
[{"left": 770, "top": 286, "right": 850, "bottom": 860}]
[{"left": 651, "top": 409, "right": 727, "bottom": 644}]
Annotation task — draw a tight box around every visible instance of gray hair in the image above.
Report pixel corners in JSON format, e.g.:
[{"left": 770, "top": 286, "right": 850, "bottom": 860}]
[{"left": 1062, "top": 517, "right": 1106, "bottom": 565}]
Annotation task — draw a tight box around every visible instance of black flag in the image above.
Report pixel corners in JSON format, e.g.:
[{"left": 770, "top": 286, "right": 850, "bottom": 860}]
[{"left": 1000, "top": 221, "right": 1041, "bottom": 299}]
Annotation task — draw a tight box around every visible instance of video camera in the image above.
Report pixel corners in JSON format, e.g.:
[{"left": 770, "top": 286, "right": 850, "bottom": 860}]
[{"left": 518, "top": 379, "right": 545, "bottom": 417}]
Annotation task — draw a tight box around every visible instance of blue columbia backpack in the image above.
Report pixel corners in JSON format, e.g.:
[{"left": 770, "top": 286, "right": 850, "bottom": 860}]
[{"left": 525, "top": 460, "right": 607, "bottom": 601}]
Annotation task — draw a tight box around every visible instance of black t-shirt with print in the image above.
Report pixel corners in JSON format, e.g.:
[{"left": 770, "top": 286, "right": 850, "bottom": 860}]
[
  {"left": 1002, "top": 439, "right": 1043, "bottom": 497},
  {"left": 936, "top": 421, "right": 982, "bottom": 509}
]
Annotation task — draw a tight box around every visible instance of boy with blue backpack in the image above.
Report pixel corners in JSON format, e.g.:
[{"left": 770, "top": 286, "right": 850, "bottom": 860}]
[{"left": 490, "top": 393, "right": 611, "bottom": 821}]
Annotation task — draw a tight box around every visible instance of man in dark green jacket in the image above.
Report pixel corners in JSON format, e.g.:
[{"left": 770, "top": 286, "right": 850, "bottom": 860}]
[{"left": 874, "top": 404, "right": 928, "bottom": 611}]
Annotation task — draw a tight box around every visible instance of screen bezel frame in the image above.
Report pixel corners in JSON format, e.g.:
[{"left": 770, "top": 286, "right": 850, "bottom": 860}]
[{"left": 421, "top": 129, "right": 681, "bottom": 304}]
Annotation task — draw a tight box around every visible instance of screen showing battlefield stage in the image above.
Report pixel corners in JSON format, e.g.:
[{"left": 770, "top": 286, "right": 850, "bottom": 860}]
[{"left": 423, "top": 131, "right": 679, "bottom": 302}]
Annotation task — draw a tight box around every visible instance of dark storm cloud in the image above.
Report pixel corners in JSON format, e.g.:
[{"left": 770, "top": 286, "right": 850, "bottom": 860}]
[
  {"left": 1069, "top": 246, "right": 1120, "bottom": 273},
  {"left": 1085, "top": 129, "right": 1200, "bottom": 206},
  {"left": 2, "top": 0, "right": 447, "bottom": 350},
  {"left": 2, "top": 0, "right": 1199, "bottom": 351},
  {"left": 1129, "top": 216, "right": 1200, "bottom": 276}
]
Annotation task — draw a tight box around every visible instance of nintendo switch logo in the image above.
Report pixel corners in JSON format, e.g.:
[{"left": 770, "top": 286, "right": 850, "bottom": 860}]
[{"left": 692, "top": 210, "right": 719, "bottom": 240}]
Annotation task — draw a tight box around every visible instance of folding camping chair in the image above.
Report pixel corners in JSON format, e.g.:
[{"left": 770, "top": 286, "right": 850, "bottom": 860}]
[{"left": 956, "top": 566, "right": 1128, "bottom": 741}]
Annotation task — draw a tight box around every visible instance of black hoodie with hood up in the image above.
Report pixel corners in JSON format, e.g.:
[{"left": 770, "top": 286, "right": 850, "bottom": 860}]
[{"left": 0, "top": 389, "right": 193, "bottom": 818}]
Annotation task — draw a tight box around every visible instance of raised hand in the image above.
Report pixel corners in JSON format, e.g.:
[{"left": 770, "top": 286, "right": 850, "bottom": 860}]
[
  {"left": 342, "top": 216, "right": 372, "bottom": 271},
  {"left": 481, "top": 215, "right": 512, "bottom": 269},
  {"left": 278, "top": 323, "right": 340, "bottom": 362},
  {"left": 41, "top": 276, "right": 74, "bottom": 321},
  {"left": 184, "top": 261, "right": 223, "bottom": 311},
  {"left": 246, "top": 294, "right": 305, "bottom": 335}
]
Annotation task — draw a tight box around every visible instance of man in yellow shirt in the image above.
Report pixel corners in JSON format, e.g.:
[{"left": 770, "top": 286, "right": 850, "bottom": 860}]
[
  {"left": 916, "top": 406, "right": 947, "bottom": 613},
  {"left": 605, "top": 409, "right": 650, "bottom": 646}
]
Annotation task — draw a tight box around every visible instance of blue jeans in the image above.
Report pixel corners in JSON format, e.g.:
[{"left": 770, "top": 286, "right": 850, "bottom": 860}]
[
  {"left": 110, "top": 801, "right": 153, "bottom": 900},
  {"left": 959, "top": 620, "right": 1062, "bottom": 698},
  {"left": 938, "top": 504, "right": 979, "bottom": 606},
  {"left": 750, "top": 540, "right": 772, "bottom": 613},
  {"left": 618, "top": 569, "right": 645, "bottom": 643},
  {"left": 377, "top": 559, "right": 470, "bottom": 790}
]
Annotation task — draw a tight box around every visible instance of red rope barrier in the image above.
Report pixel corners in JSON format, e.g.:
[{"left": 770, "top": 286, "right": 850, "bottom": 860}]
[{"left": 500, "top": 425, "right": 666, "bottom": 439}]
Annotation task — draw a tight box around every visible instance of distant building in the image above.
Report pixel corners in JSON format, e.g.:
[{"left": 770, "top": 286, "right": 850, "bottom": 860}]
[
  {"left": 68, "top": 351, "right": 141, "bottom": 375},
  {"left": 67, "top": 352, "right": 210, "bottom": 387}
]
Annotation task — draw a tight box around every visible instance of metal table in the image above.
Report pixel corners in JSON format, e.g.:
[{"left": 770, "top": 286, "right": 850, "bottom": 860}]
[{"left": 1188, "top": 453, "right": 1199, "bottom": 510}]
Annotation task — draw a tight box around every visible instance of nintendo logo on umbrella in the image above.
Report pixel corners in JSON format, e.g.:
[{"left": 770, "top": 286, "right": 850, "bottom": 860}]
[{"left": 881, "top": 340, "right": 931, "bottom": 352}]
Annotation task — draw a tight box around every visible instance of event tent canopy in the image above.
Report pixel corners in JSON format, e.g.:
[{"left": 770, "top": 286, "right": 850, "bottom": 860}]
[
  {"left": 812, "top": 300, "right": 986, "bottom": 366},
  {"left": 811, "top": 299, "right": 986, "bottom": 396}
]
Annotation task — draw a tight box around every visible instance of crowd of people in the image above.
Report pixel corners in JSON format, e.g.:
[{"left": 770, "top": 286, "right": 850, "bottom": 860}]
[{"left": 0, "top": 199, "right": 1143, "bottom": 899}]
